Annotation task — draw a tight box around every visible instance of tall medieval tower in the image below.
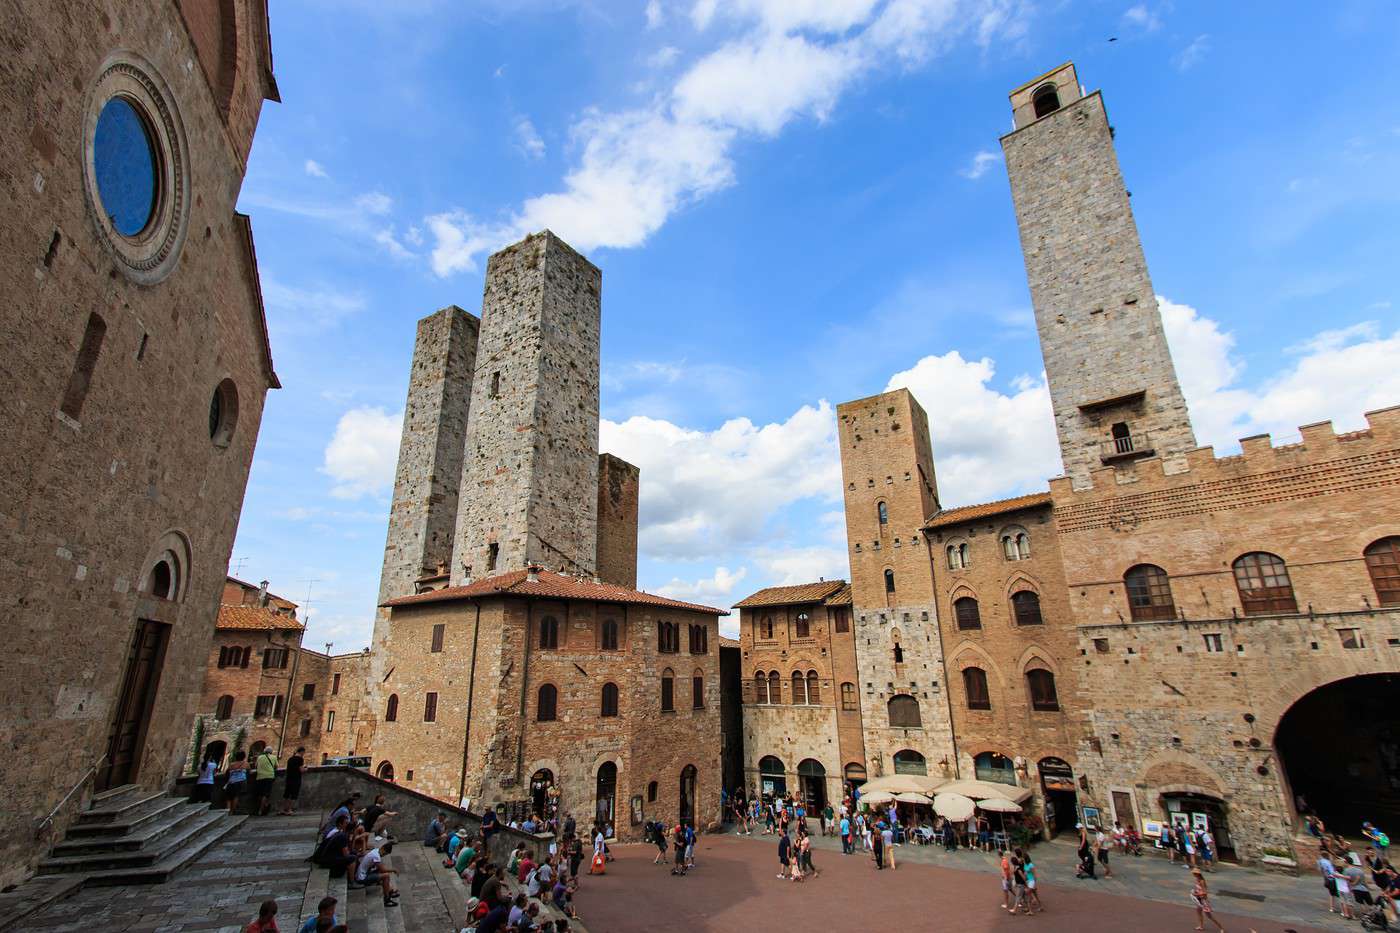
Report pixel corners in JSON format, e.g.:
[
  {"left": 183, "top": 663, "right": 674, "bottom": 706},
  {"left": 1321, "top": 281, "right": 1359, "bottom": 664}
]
[
  {"left": 1001, "top": 62, "right": 1195, "bottom": 488},
  {"left": 837, "top": 389, "right": 957, "bottom": 780},
  {"left": 452, "top": 231, "right": 602, "bottom": 582}
]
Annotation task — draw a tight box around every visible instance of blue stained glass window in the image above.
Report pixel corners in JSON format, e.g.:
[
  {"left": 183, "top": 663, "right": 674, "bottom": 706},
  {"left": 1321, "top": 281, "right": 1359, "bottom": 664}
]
[{"left": 94, "top": 98, "right": 157, "bottom": 236}]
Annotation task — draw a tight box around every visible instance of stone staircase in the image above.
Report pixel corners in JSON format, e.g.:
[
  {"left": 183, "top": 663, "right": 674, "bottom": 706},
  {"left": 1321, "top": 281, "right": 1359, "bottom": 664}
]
[{"left": 37, "top": 783, "right": 245, "bottom": 885}]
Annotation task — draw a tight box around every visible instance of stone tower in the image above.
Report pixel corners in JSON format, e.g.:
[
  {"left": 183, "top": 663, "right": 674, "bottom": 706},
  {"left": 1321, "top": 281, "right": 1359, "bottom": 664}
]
[
  {"left": 1001, "top": 62, "right": 1195, "bottom": 488},
  {"left": 452, "top": 231, "right": 601, "bottom": 582},
  {"left": 596, "top": 452, "right": 640, "bottom": 589},
  {"left": 837, "top": 389, "right": 956, "bottom": 781}
]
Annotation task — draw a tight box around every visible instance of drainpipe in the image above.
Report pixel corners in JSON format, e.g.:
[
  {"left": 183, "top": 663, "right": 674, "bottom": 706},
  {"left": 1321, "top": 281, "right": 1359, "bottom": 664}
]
[
  {"left": 457, "top": 602, "right": 482, "bottom": 807},
  {"left": 516, "top": 600, "right": 532, "bottom": 786},
  {"left": 276, "top": 630, "right": 302, "bottom": 758}
]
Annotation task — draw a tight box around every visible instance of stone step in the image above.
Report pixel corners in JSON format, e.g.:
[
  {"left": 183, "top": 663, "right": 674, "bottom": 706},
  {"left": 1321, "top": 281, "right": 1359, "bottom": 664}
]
[
  {"left": 39, "top": 810, "right": 229, "bottom": 873},
  {"left": 366, "top": 889, "right": 389, "bottom": 933},
  {"left": 89, "top": 783, "right": 141, "bottom": 805},
  {"left": 52, "top": 801, "right": 207, "bottom": 856},
  {"left": 77, "top": 813, "right": 247, "bottom": 886},
  {"left": 64, "top": 795, "right": 193, "bottom": 839},
  {"left": 75, "top": 788, "right": 168, "bottom": 825}
]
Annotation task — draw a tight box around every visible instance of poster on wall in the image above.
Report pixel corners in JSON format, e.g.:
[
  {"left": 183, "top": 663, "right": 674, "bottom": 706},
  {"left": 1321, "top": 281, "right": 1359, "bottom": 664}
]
[
  {"left": 762, "top": 779, "right": 775, "bottom": 796},
  {"left": 630, "top": 795, "right": 644, "bottom": 827},
  {"left": 1143, "top": 820, "right": 1163, "bottom": 838},
  {"left": 1192, "top": 812, "right": 1210, "bottom": 832},
  {"left": 1081, "top": 806, "right": 1101, "bottom": 829},
  {"left": 1171, "top": 812, "right": 1191, "bottom": 831}
]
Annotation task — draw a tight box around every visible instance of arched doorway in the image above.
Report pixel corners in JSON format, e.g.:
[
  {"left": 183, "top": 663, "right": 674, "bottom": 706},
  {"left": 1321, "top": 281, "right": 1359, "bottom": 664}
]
[
  {"left": 1038, "top": 757, "right": 1078, "bottom": 836},
  {"left": 797, "top": 759, "right": 826, "bottom": 811},
  {"left": 1277, "top": 673, "right": 1400, "bottom": 834},
  {"left": 758, "top": 755, "right": 786, "bottom": 799},
  {"left": 1162, "top": 791, "right": 1235, "bottom": 861},
  {"left": 679, "top": 764, "right": 697, "bottom": 827},
  {"left": 596, "top": 762, "right": 617, "bottom": 829},
  {"left": 530, "top": 768, "right": 554, "bottom": 818},
  {"left": 203, "top": 740, "right": 227, "bottom": 769},
  {"left": 249, "top": 740, "right": 266, "bottom": 761},
  {"left": 376, "top": 760, "right": 395, "bottom": 782},
  {"left": 844, "top": 762, "right": 867, "bottom": 796}
]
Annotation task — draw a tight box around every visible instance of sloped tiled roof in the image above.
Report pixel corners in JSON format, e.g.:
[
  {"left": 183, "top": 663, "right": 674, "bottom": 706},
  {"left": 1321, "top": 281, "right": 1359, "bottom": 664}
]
[
  {"left": 733, "top": 580, "right": 847, "bottom": 608},
  {"left": 382, "top": 569, "right": 726, "bottom": 615},
  {"left": 923, "top": 491, "right": 1052, "bottom": 530},
  {"left": 823, "top": 583, "right": 852, "bottom": 606},
  {"left": 216, "top": 604, "right": 304, "bottom": 632},
  {"left": 718, "top": 636, "right": 740, "bottom": 649}
]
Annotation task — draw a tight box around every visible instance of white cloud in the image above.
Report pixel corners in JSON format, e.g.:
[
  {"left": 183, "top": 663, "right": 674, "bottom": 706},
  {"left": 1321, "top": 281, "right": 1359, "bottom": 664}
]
[
  {"left": 1121, "top": 3, "right": 1161, "bottom": 32},
  {"left": 424, "top": 0, "right": 1025, "bottom": 275},
  {"left": 304, "top": 159, "right": 329, "bottom": 179},
  {"left": 1174, "top": 33, "right": 1209, "bottom": 71},
  {"left": 600, "top": 401, "right": 840, "bottom": 561},
  {"left": 646, "top": 0, "right": 664, "bottom": 29},
  {"left": 959, "top": 149, "right": 1001, "bottom": 180},
  {"left": 647, "top": 45, "right": 682, "bottom": 68},
  {"left": 885, "top": 351, "right": 1060, "bottom": 505},
  {"left": 354, "top": 191, "right": 393, "bottom": 215},
  {"left": 261, "top": 280, "right": 368, "bottom": 334},
  {"left": 374, "top": 226, "right": 415, "bottom": 260},
  {"left": 754, "top": 546, "right": 848, "bottom": 585},
  {"left": 654, "top": 565, "right": 747, "bottom": 609},
  {"left": 514, "top": 117, "right": 546, "bottom": 159},
  {"left": 322, "top": 407, "right": 403, "bottom": 500}
]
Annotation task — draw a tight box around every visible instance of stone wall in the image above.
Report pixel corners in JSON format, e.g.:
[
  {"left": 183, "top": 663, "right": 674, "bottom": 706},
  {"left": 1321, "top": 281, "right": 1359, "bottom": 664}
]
[
  {"left": 837, "top": 390, "right": 955, "bottom": 781},
  {"left": 1001, "top": 67, "right": 1195, "bottom": 488},
  {"left": 595, "top": 453, "right": 639, "bottom": 589},
  {"left": 452, "top": 232, "right": 601, "bottom": 582},
  {"left": 0, "top": 0, "right": 277, "bottom": 886}
]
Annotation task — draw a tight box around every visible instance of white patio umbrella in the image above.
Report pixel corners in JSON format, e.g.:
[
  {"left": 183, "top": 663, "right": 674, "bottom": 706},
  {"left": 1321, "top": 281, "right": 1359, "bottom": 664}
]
[
  {"left": 933, "top": 792, "right": 976, "bottom": 822},
  {"left": 936, "top": 780, "right": 1033, "bottom": 804},
  {"left": 859, "top": 775, "right": 929, "bottom": 795},
  {"left": 977, "top": 798, "right": 1022, "bottom": 813},
  {"left": 894, "top": 792, "right": 932, "bottom": 805},
  {"left": 861, "top": 790, "right": 897, "bottom": 805}
]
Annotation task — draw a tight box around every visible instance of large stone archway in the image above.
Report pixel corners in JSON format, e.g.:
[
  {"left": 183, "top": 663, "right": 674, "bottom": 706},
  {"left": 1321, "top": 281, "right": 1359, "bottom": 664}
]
[{"left": 1275, "top": 673, "right": 1400, "bottom": 833}]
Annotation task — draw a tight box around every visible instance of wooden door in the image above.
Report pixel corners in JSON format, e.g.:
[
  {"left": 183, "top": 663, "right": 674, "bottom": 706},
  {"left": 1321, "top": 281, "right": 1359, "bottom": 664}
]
[
  {"left": 96, "top": 620, "right": 170, "bottom": 791},
  {"left": 1111, "top": 790, "right": 1138, "bottom": 831}
]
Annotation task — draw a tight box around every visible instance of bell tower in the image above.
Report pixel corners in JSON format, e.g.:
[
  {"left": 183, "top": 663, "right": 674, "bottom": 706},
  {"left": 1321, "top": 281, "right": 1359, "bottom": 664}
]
[{"left": 1001, "top": 62, "right": 1195, "bottom": 487}]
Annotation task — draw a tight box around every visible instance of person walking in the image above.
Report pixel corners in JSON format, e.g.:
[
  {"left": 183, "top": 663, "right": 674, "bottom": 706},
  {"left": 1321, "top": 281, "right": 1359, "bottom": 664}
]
[
  {"left": 652, "top": 822, "right": 669, "bottom": 865},
  {"left": 193, "top": 752, "right": 218, "bottom": 804},
  {"left": 881, "top": 822, "right": 897, "bottom": 870},
  {"left": 839, "top": 813, "right": 851, "bottom": 854},
  {"left": 1075, "top": 824, "right": 1096, "bottom": 879},
  {"left": 1000, "top": 849, "right": 1014, "bottom": 911},
  {"left": 279, "top": 747, "right": 304, "bottom": 815},
  {"left": 1021, "top": 848, "right": 1045, "bottom": 913},
  {"left": 1009, "top": 855, "right": 1031, "bottom": 915},
  {"left": 776, "top": 831, "right": 791, "bottom": 880},
  {"left": 872, "top": 824, "right": 885, "bottom": 870},
  {"left": 1095, "top": 825, "right": 1114, "bottom": 878},
  {"left": 1318, "top": 849, "right": 1344, "bottom": 915},
  {"left": 801, "top": 830, "right": 819, "bottom": 879},
  {"left": 1190, "top": 868, "right": 1226, "bottom": 931}
]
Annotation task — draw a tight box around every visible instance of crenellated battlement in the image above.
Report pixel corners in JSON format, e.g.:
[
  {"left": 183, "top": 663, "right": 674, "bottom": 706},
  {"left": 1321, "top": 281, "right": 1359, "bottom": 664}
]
[{"left": 1050, "top": 405, "right": 1400, "bottom": 532}]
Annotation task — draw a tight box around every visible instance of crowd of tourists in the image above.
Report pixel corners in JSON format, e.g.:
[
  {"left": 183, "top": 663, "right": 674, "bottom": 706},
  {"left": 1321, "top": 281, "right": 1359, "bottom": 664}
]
[
  {"left": 1313, "top": 818, "right": 1396, "bottom": 927},
  {"left": 192, "top": 745, "right": 308, "bottom": 817}
]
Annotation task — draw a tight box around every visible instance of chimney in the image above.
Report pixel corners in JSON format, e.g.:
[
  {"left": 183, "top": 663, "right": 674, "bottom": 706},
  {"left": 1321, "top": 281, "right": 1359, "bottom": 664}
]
[
  {"left": 257, "top": 580, "right": 269, "bottom": 606},
  {"left": 527, "top": 564, "right": 541, "bottom": 583}
]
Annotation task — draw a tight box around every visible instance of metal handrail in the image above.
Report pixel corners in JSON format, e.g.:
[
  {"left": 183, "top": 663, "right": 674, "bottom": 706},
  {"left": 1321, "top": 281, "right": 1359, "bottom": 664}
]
[{"left": 36, "top": 753, "right": 107, "bottom": 838}]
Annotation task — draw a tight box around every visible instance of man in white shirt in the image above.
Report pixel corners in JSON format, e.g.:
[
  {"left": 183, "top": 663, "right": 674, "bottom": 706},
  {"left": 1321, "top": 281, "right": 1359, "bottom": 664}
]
[
  {"left": 354, "top": 841, "right": 399, "bottom": 906},
  {"left": 528, "top": 858, "right": 554, "bottom": 897}
]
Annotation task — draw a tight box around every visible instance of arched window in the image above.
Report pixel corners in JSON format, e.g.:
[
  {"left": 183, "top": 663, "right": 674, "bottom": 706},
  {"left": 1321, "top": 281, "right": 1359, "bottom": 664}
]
[
  {"left": 692, "top": 669, "right": 705, "bottom": 709},
  {"left": 215, "top": 695, "right": 233, "bottom": 720},
  {"left": 539, "top": 615, "right": 559, "bottom": 649},
  {"left": 887, "top": 694, "right": 922, "bottom": 727},
  {"left": 647, "top": 780, "right": 658, "bottom": 802},
  {"left": 690, "top": 624, "right": 708, "bottom": 654},
  {"left": 661, "top": 668, "right": 675, "bottom": 712},
  {"left": 1011, "top": 591, "right": 1043, "bottom": 626},
  {"left": 537, "top": 684, "right": 557, "bottom": 722},
  {"left": 1125, "top": 564, "right": 1176, "bottom": 621},
  {"left": 768, "top": 671, "right": 780, "bottom": 704},
  {"left": 893, "top": 749, "right": 927, "bottom": 776},
  {"left": 946, "top": 545, "right": 962, "bottom": 570},
  {"left": 1032, "top": 83, "right": 1061, "bottom": 118},
  {"left": 760, "top": 615, "right": 773, "bottom": 640},
  {"left": 601, "top": 682, "right": 619, "bottom": 717},
  {"left": 1026, "top": 669, "right": 1059, "bottom": 711},
  {"left": 963, "top": 667, "right": 991, "bottom": 710},
  {"left": 1001, "top": 527, "right": 1030, "bottom": 561},
  {"left": 974, "top": 752, "right": 1017, "bottom": 785},
  {"left": 754, "top": 671, "right": 768, "bottom": 704},
  {"left": 954, "top": 596, "right": 981, "bottom": 630},
  {"left": 959, "top": 543, "right": 970, "bottom": 567},
  {"left": 658, "top": 621, "right": 679, "bottom": 653},
  {"left": 385, "top": 693, "right": 399, "bottom": 722},
  {"left": 596, "top": 761, "right": 617, "bottom": 825},
  {"left": 759, "top": 755, "right": 786, "bottom": 795},
  {"left": 1365, "top": 537, "right": 1400, "bottom": 607},
  {"left": 795, "top": 612, "right": 810, "bottom": 638},
  {"left": 841, "top": 681, "right": 857, "bottom": 711},
  {"left": 806, "top": 670, "right": 820, "bottom": 705},
  {"left": 791, "top": 670, "right": 806, "bottom": 705},
  {"left": 1233, "top": 552, "right": 1298, "bottom": 615},
  {"left": 150, "top": 559, "right": 174, "bottom": 599},
  {"left": 884, "top": 569, "right": 896, "bottom": 594},
  {"left": 601, "top": 618, "right": 619, "bottom": 650},
  {"left": 877, "top": 501, "right": 889, "bottom": 525}
]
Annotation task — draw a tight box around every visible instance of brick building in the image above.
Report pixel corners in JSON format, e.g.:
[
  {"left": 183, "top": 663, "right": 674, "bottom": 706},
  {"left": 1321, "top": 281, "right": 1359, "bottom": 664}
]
[
  {"left": 0, "top": 0, "right": 278, "bottom": 884},
  {"left": 363, "top": 231, "right": 724, "bottom": 838},
  {"left": 734, "top": 580, "right": 863, "bottom": 808}
]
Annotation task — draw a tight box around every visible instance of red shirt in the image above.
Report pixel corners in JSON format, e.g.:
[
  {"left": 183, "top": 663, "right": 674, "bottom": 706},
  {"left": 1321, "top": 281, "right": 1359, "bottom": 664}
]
[
  {"left": 517, "top": 857, "right": 535, "bottom": 884},
  {"left": 245, "top": 920, "right": 278, "bottom": 933}
]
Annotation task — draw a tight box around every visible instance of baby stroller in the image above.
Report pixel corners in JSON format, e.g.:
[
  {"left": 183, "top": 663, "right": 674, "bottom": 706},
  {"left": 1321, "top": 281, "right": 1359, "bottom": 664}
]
[
  {"left": 1359, "top": 902, "right": 1390, "bottom": 931},
  {"left": 1123, "top": 828, "right": 1144, "bottom": 857}
]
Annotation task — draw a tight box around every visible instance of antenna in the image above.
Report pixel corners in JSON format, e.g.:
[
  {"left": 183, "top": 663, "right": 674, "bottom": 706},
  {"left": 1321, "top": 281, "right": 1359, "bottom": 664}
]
[
  {"left": 324, "top": 641, "right": 333, "bottom": 657},
  {"left": 300, "top": 578, "right": 321, "bottom": 626},
  {"left": 230, "top": 556, "right": 249, "bottom": 577}
]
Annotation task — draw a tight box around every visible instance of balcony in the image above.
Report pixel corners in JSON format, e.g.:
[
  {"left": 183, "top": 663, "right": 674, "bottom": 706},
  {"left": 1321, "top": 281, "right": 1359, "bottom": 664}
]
[{"left": 1100, "top": 431, "right": 1154, "bottom": 463}]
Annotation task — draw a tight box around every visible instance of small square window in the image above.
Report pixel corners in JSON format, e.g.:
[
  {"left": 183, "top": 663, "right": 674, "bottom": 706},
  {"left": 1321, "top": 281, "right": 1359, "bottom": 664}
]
[
  {"left": 1339, "top": 629, "right": 1365, "bottom": 650},
  {"left": 1092, "top": 638, "right": 1109, "bottom": 654},
  {"left": 1203, "top": 633, "right": 1224, "bottom": 653}
]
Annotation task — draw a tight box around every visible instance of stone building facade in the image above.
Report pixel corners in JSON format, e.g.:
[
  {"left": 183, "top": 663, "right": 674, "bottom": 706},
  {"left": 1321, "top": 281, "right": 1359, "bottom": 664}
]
[
  {"left": 377, "top": 572, "right": 724, "bottom": 839},
  {"left": 0, "top": 0, "right": 278, "bottom": 884},
  {"left": 734, "top": 581, "right": 864, "bottom": 808},
  {"left": 923, "top": 494, "right": 1087, "bottom": 836},
  {"left": 837, "top": 390, "right": 957, "bottom": 782},
  {"left": 1001, "top": 62, "right": 1196, "bottom": 489}
]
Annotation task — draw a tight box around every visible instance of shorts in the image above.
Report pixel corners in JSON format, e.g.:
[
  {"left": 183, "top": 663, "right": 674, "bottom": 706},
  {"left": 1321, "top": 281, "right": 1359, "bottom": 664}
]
[
  {"left": 225, "top": 780, "right": 245, "bottom": 797},
  {"left": 1098, "top": 850, "right": 1110, "bottom": 865},
  {"left": 1191, "top": 895, "right": 1211, "bottom": 913},
  {"left": 1325, "top": 879, "right": 1338, "bottom": 897},
  {"left": 1001, "top": 878, "right": 1011, "bottom": 892},
  {"left": 254, "top": 778, "right": 274, "bottom": 798}
]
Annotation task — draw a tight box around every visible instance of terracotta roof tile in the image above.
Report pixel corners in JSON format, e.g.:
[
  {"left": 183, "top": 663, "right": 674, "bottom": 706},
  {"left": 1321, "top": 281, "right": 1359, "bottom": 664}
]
[
  {"left": 718, "top": 636, "right": 740, "bottom": 649},
  {"left": 733, "top": 580, "right": 847, "bottom": 608},
  {"left": 823, "top": 583, "right": 852, "bottom": 606},
  {"left": 382, "top": 569, "right": 726, "bottom": 615},
  {"left": 923, "top": 491, "right": 1052, "bottom": 530},
  {"left": 216, "top": 604, "right": 304, "bottom": 631}
]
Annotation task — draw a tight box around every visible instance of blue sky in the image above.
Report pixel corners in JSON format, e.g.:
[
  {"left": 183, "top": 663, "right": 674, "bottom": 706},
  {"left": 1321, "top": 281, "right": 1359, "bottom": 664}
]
[{"left": 233, "top": 0, "right": 1400, "bottom": 647}]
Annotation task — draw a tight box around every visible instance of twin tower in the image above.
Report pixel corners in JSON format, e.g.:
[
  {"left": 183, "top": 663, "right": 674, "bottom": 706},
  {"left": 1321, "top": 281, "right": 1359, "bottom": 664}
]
[{"left": 372, "top": 231, "right": 640, "bottom": 640}]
